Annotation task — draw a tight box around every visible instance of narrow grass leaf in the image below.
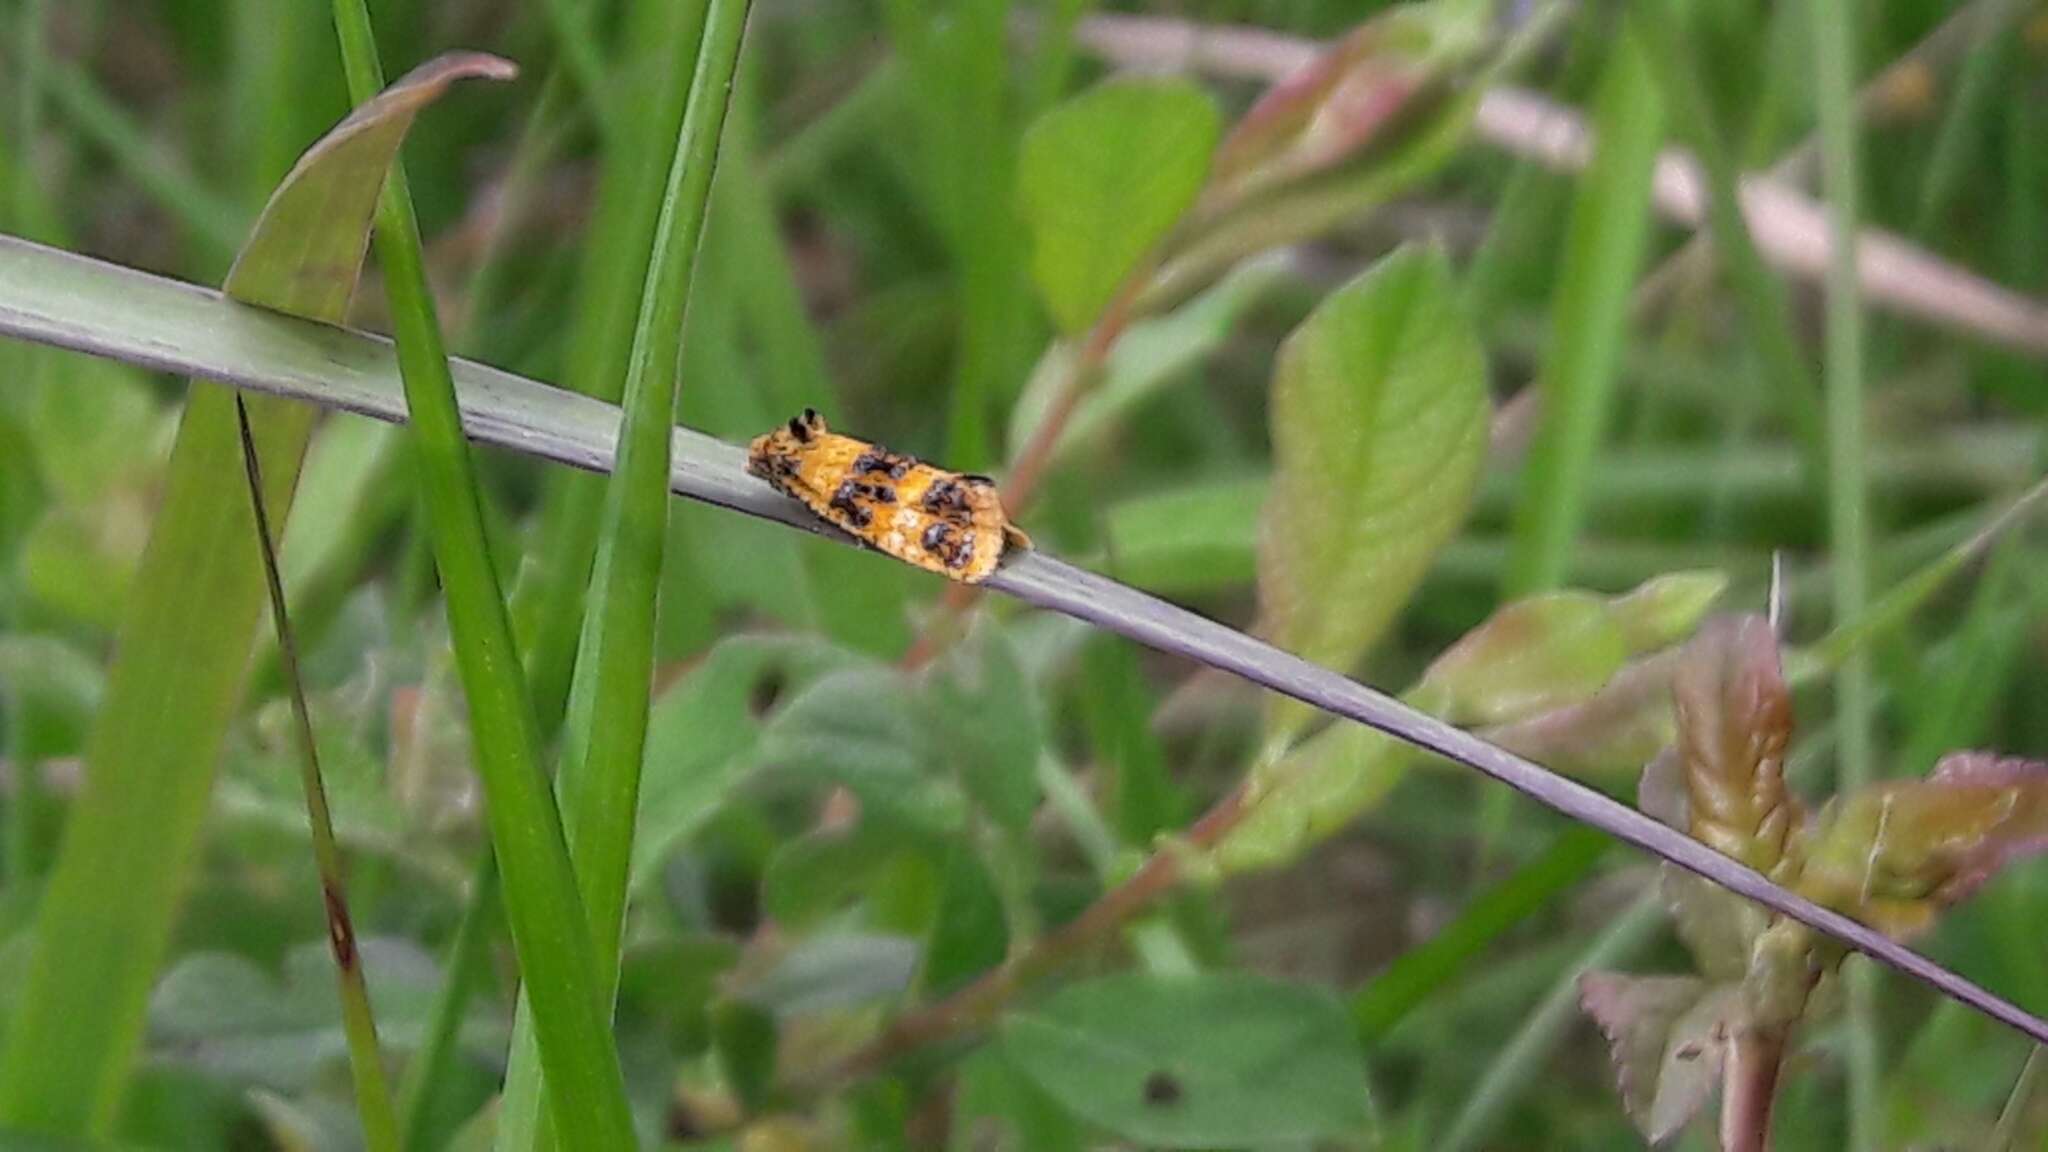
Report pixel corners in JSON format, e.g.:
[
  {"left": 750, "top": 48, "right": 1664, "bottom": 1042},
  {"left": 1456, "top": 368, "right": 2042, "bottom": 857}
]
[
  {"left": 6, "top": 236, "right": 2048, "bottom": 1049},
  {"left": 326, "top": 8, "right": 636, "bottom": 1146},
  {"left": 0, "top": 55, "right": 509, "bottom": 1138},
  {"left": 235, "top": 396, "right": 400, "bottom": 1152},
  {"left": 497, "top": 2, "right": 748, "bottom": 1145},
  {"left": 1504, "top": 25, "right": 1663, "bottom": 596}
]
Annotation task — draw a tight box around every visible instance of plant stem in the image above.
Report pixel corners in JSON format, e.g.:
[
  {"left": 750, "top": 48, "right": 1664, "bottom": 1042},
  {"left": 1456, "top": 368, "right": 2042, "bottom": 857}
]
[
  {"left": 1721, "top": 1029, "right": 1789, "bottom": 1152},
  {"left": 1808, "top": 1, "right": 1881, "bottom": 1147}
]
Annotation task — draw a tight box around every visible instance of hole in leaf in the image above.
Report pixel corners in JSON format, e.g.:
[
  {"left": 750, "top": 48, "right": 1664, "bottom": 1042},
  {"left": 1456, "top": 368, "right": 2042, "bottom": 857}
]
[{"left": 1143, "top": 1070, "right": 1183, "bottom": 1106}]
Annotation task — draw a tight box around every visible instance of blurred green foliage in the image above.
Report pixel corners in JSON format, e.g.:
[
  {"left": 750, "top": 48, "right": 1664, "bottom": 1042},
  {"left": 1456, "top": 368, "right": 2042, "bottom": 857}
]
[{"left": 3, "top": 0, "right": 2048, "bottom": 1149}]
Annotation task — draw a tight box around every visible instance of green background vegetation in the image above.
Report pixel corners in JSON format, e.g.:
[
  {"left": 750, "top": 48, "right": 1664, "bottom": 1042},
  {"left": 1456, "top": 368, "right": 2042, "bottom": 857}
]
[{"left": 2, "top": 0, "right": 2047, "bottom": 1148}]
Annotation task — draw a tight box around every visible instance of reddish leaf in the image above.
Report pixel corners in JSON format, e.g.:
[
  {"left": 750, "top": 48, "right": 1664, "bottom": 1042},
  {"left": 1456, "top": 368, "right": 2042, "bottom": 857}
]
[
  {"left": 1797, "top": 753, "right": 2048, "bottom": 938},
  {"left": 1579, "top": 972, "right": 1739, "bottom": 1145},
  {"left": 1671, "top": 616, "right": 1800, "bottom": 873}
]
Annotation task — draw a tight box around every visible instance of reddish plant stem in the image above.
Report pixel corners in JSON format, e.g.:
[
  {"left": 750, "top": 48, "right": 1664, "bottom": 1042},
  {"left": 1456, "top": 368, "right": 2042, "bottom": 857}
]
[
  {"left": 800, "top": 782, "right": 1251, "bottom": 1089},
  {"left": 1720, "top": 1029, "right": 1789, "bottom": 1152}
]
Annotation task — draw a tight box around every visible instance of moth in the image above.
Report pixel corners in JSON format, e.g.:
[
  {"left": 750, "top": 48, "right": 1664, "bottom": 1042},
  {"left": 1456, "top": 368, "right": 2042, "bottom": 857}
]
[{"left": 747, "top": 409, "right": 1031, "bottom": 584}]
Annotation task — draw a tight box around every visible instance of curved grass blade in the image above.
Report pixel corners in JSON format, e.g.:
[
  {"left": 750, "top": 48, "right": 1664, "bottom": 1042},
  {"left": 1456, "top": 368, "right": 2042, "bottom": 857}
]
[
  {"left": 0, "top": 56, "right": 512, "bottom": 1137},
  {"left": 2, "top": 234, "right": 2047, "bottom": 1050},
  {"left": 325, "top": 6, "right": 637, "bottom": 1147}
]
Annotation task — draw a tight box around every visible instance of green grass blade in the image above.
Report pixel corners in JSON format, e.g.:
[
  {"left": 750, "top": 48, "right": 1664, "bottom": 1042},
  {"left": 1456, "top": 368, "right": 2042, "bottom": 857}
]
[
  {"left": 1808, "top": 4, "right": 1881, "bottom": 1148},
  {"left": 1351, "top": 826, "right": 1610, "bottom": 1044},
  {"left": 1504, "top": 22, "right": 1664, "bottom": 596},
  {"left": 397, "top": 855, "right": 499, "bottom": 1152},
  {"left": 511, "top": 0, "right": 710, "bottom": 734},
  {"left": 0, "top": 54, "right": 509, "bottom": 1138},
  {"left": 497, "top": 0, "right": 749, "bottom": 1146},
  {"left": 233, "top": 397, "right": 400, "bottom": 1152},
  {"left": 1631, "top": 4, "right": 1826, "bottom": 486},
  {"left": 324, "top": 10, "right": 637, "bottom": 1148},
  {"left": 1493, "top": 22, "right": 1664, "bottom": 864}
]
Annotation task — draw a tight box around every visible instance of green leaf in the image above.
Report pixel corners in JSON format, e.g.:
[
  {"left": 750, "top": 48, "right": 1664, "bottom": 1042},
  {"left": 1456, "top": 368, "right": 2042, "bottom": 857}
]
[
  {"left": 1018, "top": 79, "right": 1219, "bottom": 333},
  {"left": 1077, "top": 637, "right": 1184, "bottom": 845},
  {"left": 1419, "top": 592, "right": 1631, "bottom": 727},
  {"left": 762, "top": 824, "right": 925, "bottom": 930},
  {"left": 709, "top": 1000, "right": 778, "bottom": 1114},
  {"left": 0, "top": 636, "right": 102, "bottom": 761},
  {"left": 1101, "top": 476, "right": 1262, "bottom": 595},
  {"left": 146, "top": 940, "right": 502, "bottom": 1094},
  {"left": 1578, "top": 972, "right": 1736, "bottom": 1145},
  {"left": 740, "top": 932, "right": 921, "bottom": 1018},
  {"left": 951, "top": 1049, "right": 1084, "bottom": 1152},
  {"left": 0, "top": 53, "right": 512, "bottom": 1138},
  {"left": 921, "top": 842, "right": 1009, "bottom": 997},
  {"left": 1257, "top": 244, "right": 1487, "bottom": 734},
  {"left": 757, "top": 666, "right": 968, "bottom": 835},
  {"left": 918, "top": 621, "right": 1042, "bottom": 835},
  {"left": 1215, "top": 723, "right": 1410, "bottom": 876},
  {"left": 631, "top": 636, "right": 853, "bottom": 890},
  {"left": 1000, "top": 972, "right": 1372, "bottom": 1147}
]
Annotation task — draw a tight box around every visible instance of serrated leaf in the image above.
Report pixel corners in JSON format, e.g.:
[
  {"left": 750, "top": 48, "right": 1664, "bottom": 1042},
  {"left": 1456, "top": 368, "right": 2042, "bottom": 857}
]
[
  {"left": 1672, "top": 616, "right": 1799, "bottom": 873},
  {"left": 1257, "top": 245, "right": 1487, "bottom": 735},
  {"left": 1797, "top": 752, "right": 2048, "bottom": 938},
  {"left": 1578, "top": 972, "right": 1737, "bottom": 1145},
  {"left": 1018, "top": 79, "right": 1220, "bottom": 333},
  {"left": 1001, "top": 973, "right": 1371, "bottom": 1147}
]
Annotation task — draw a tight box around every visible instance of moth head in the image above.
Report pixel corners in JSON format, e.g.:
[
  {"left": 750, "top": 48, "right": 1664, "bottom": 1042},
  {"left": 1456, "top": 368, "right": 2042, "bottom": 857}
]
[{"left": 787, "top": 407, "right": 827, "bottom": 442}]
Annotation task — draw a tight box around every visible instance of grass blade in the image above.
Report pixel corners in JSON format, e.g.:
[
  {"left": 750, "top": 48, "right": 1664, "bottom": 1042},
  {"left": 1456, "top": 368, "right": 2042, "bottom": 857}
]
[
  {"left": 233, "top": 396, "right": 400, "bottom": 1152},
  {"left": 325, "top": 9, "right": 637, "bottom": 1147},
  {"left": 1808, "top": 2, "right": 1882, "bottom": 1146},
  {"left": 0, "top": 55, "right": 507, "bottom": 1137},
  {"left": 4, "top": 233, "right": 2048, "bottom": 1052},
  {"left": 496, "top": 0, "right": 749, "bottom": 1146},
  {"left": 1505, "top": 22, "right": 1663, "bottom": 595}
]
